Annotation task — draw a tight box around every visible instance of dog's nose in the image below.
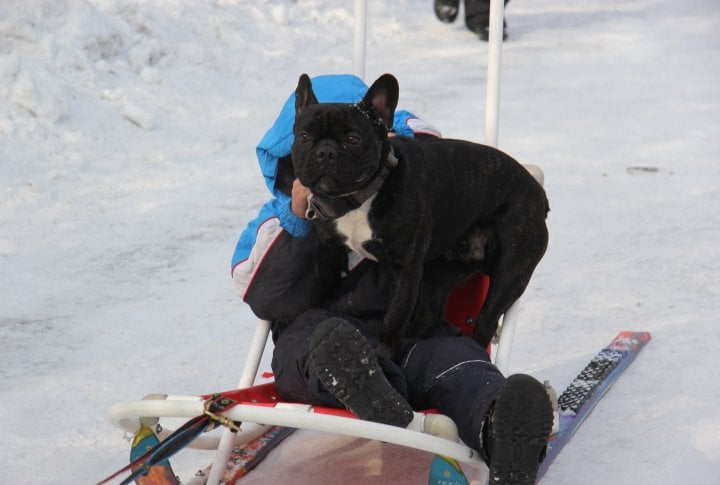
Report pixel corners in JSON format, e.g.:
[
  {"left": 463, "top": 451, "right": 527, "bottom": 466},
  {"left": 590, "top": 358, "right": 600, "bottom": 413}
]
[{"left": 315, "top": 143, "right": 337, "bottom": 163}]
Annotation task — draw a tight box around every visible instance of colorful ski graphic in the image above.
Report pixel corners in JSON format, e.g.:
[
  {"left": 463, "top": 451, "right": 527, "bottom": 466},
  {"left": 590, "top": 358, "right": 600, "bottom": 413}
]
[{"left": 129, "top": 424, "right": 180, "bottom": 485}]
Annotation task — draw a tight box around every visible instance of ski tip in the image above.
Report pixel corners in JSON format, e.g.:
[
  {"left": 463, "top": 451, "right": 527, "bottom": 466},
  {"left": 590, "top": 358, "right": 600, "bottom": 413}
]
[
  {"left": 428, "top": 455, "right": 469, "bottom": 485},
  {"left": 610, "top": 331, "right": 651, "bottom": 351}
]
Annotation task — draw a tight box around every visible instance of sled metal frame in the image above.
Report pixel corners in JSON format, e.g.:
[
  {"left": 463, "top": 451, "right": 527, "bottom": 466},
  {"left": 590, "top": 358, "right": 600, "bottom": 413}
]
[{"left": 107, "top": 377, "right": 488, "bottom": 470}]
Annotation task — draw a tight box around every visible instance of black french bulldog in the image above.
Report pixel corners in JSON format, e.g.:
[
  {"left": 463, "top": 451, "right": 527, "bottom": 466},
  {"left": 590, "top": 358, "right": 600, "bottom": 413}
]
[{"left": 292, "top": 73, "right": 549, "bottom": 357}]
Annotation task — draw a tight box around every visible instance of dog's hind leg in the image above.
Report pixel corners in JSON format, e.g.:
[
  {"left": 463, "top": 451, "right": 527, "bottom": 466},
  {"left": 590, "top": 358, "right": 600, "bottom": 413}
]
[{"left": 473, "top": 209, "right": 548, "bottom": 347}]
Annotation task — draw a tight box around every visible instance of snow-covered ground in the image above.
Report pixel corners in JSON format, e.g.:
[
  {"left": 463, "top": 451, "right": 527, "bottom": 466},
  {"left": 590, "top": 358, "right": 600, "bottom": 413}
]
[{"left": 1, "top": 0, "right": 718, "bottom": 483}]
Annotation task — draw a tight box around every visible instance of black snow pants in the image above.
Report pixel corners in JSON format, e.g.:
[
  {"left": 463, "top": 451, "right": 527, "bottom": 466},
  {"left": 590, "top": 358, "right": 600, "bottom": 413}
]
[{"left": 271, "top": 308, "right": 505, "bottom": 452}]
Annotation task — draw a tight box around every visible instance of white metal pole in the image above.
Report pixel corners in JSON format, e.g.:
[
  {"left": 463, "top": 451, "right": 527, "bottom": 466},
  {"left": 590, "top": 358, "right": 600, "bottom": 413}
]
[
  {"left": 483, "top": 0, "right": 521, "bottom": 374},
  {"left": 353, "top": 0, "right": 367, "bottom": 79},
  {"left": 206, "top": 320, "right": 272, "bottom": 485},
  {"left": 493, "top": 300, "right": 519, "bottom": 375},
  {"left": 484, "top": 0, "right": 504, "bottom": 148}
]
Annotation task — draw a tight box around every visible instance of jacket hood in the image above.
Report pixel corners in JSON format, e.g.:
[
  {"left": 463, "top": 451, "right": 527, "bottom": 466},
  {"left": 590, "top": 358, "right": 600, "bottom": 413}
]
[{"left": 256, "top": 74, "right": 368, "bottom": 198}]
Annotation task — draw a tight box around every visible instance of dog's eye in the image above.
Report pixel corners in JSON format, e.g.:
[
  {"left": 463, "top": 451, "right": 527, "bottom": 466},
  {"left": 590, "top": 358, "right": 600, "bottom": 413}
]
[
  {"left": 298, "top": 132, "right": 311, "bottom": 143},
  {"left": 345, "top": 134, "right": 361, "bottom": 145}
]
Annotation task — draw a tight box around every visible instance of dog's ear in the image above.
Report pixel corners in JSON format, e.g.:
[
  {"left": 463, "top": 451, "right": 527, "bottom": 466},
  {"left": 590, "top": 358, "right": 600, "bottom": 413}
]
[
  {"left": 360, "top": 74, "right": 399, "bottom": 129},
  {"left": 295, "top": 74, "right": 319, "bottom": 117}
]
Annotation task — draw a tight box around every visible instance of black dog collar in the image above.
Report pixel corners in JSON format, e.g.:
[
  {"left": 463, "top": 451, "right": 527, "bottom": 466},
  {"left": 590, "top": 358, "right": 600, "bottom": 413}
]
[{"left": 305, "top": 148, "right": 398, "bottom": 220}]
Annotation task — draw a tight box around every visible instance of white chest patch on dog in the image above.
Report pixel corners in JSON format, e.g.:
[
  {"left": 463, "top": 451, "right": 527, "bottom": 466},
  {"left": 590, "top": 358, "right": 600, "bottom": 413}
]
[{"left": 334, "top": 195, "right": 378, "bottom": 262}]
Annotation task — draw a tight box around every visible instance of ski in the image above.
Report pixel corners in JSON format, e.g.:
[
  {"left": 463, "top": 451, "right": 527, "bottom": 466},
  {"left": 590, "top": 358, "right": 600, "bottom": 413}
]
[
  {"left": 128, "top": 423, "right": 180, "bottom": 485},
  {"left": 188, "top": 426, "right": 296, "bottom": 484},
  {"left": 538, "top": 330, "right": 651, "bottom": 480},
  {"left": 221, "top": 426, "right": 295, "bottom": 483},
  {"left": 429, "top": 455, "right": 469, "bottom": 485}
]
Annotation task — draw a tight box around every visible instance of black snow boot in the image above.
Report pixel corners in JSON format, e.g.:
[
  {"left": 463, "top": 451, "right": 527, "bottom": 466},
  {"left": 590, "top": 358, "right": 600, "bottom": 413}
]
[
  {"left": 434, "top": 0, "right": 460, "bottom": 23},
  {"left": 309, "top": 318, "right": 414, "bottom": 427},
  {"left": 481, "top": 374, "right": 553, "bottom": 485}
]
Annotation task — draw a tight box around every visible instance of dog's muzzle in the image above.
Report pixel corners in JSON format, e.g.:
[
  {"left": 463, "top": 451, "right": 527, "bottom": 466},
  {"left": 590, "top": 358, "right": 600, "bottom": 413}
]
[{"left": 303, "top": 149, "right": 398, "bottom": 221}]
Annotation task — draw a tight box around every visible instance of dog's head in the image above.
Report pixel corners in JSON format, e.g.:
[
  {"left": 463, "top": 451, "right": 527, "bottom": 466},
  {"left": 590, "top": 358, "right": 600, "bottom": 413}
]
[{"left": 291, "top": 73, "right": 399, "bottom": 199}]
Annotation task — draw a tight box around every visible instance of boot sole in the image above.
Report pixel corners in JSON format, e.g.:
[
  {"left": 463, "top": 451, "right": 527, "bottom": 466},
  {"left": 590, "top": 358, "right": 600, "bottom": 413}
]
[
  {"left": 309, "top": 318, "right": 413, "bottom": 427},
  {"left": 489, "top": 374, "right": 554, "bottom": 485}
]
